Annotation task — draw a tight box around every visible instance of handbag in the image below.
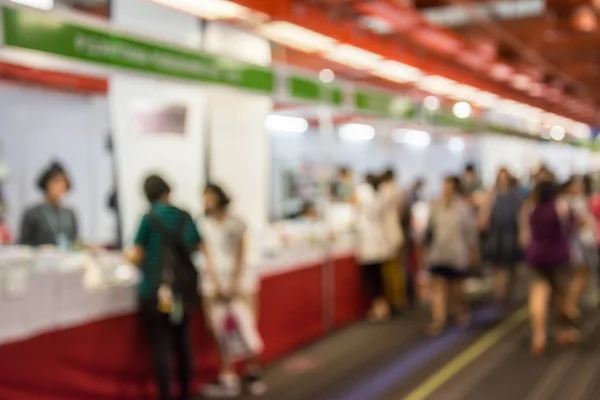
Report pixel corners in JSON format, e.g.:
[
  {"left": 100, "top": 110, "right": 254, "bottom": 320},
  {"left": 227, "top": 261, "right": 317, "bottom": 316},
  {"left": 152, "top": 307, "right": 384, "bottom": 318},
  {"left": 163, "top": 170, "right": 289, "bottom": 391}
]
[{"left": 210, "top": 300, "right": 263, "bottom": 361}]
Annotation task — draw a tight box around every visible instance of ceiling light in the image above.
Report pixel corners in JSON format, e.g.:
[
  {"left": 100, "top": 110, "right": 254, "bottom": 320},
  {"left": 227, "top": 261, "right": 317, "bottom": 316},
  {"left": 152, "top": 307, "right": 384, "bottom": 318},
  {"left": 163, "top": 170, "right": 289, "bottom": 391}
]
[
  {"left": 393, "top": 129, "right": 431, "bottom": 148},
  {"left": 451, "top": 84, "right": 480, "bottom": 101},
  {"left": 325, "top": 45, "right": 383, "bottom": 70},
  {"left": 513, "top": 74, "right": 532, "bottom": 91},
  {"left": 550, "top": 125, "right": 565, "bottom": 141},
  {"left": 471, "top": 91, "right": 498, "bottom": 108},
  {"left": 572, "top": 123, "right": 591, "bottom": 139},
  {"left": 453, "top": 102, "right": 472, "bottom": 119},
  {"left": 419, "top": 75, "right": 458, "bottom": 96},
  {"left": 423, "top": 95, "right": 440, "bottom": 111},
  {"left": 319, "top": 69, "right": 335, "bottom": 83},
  {"left": 339, "top": 124, "right": 376, "bottom": 141},
  {"left": 152, "top": 0, "right": 256, "bottom": 21},
  {"left": 11, "top": 0, "right": 53, "bottom": 10},
  {"left": 258, "top": 22, "right": 337, "bottom": 53},
  {"left": 372, "top": 61, "right": 422, "bottom": 83},
  {"left": 359, "top": 16, "right": 395, "bottom": 35},
  {"left": 448, "top": 137, "right": 466, "bottom": 153},
  {"left": 265, "top": 115, "right": 309, "bottom": 133}
]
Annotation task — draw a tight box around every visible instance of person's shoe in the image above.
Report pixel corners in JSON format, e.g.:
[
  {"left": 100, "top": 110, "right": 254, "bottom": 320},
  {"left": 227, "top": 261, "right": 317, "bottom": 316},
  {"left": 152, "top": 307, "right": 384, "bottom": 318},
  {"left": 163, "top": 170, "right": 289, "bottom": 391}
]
[
  {"left": 244, "top": 373, "right": 267, "bottom": 396},
  {"left": 201, "top": 376, "right": 242, "bottom": 398}
]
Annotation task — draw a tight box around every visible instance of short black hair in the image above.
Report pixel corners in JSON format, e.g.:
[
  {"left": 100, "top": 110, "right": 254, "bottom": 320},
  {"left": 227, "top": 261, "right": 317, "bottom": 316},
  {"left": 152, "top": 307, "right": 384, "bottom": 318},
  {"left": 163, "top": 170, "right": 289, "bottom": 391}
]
[
  {"left": 205, "top": 183, "right": 231, "bottom": 210},
  {"left": 464, "top": 163, "right": 476, "bottom": 173},
  {"left": 37, "top": 161, "right": 71, "bottom": 192},
  {"left": 366, "top": 173, "right": 381, "bottom": 191},
  {"left": 583, "top": 174, "right": 593, "bottom": 196},
  {"left": 143, "top": 174, "right": 171, "bottom": 203},
  {"left": 445, "top": 175, "right": 463, "bottom": 195},
  {"left": 381, "top": 168, "right": 395, "bottom": 182},
  {"left": 338, "top": 166, "right": 350, "bottom": 175}
]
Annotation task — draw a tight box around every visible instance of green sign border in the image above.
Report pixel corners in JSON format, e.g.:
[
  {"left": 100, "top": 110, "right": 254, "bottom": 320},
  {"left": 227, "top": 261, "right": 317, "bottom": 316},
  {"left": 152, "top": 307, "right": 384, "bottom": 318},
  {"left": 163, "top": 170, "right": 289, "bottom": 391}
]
[{"left": 2, "top": 7, "right": 274, "bottom": 93}]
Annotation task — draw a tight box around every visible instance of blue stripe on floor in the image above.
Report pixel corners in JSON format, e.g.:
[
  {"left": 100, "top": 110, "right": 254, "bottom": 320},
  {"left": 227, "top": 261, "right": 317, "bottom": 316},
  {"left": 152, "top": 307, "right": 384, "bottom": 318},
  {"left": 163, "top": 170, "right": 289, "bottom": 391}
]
[{"left": 322, "top": 304, "right": 503, "bottom": 400}]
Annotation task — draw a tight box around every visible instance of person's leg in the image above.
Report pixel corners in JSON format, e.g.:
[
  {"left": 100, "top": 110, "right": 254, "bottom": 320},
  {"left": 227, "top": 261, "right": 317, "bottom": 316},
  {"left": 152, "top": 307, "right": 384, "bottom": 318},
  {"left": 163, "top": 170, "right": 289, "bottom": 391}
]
[
  {"left": 554, "top": 268, "right": 581, "bottom": 345},
  {"left": 566, "top": 266, "right": 590, "bottom": 319},
  {"left": 363, "top": 262, "right": 388, "bottom": 319},
  {"left": 141, "top": 306, "right": 172, "bottom": 400},
  {"left": 450, "top": 276, "right": 470, "bottom": 327},
  {"left": 492, "top": 267, "right": 511, "bottom": 302},
  {"left": 201, "top": 298, "right": 241, "bottom": 398},
  {"left": 427, "top": 271, "right": 449, "bottom": 336},
  {"left": 171, "top": 316, "right": 192, "bottom": 400},
  {"left": 528, "top": 271, "right": 551, "bottom": 355}
]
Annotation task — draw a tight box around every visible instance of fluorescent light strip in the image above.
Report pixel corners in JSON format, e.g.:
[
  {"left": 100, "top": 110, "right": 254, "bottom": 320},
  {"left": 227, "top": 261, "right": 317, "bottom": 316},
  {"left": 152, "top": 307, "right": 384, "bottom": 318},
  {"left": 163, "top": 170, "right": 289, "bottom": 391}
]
[
  {"left": 393, "top": 129, "right": 431, "bottom": 147},
  {"left": 11, "top": 0, "right": 53, "bottom": 10},
  {"left": 152, "top": 0, "right": 255, "bottom": 21},
  {"left": 339, "top": 124, "right": 376, "bottom": 141},
  {"left": 258, "top": 22, "right": 337, "bottom": 53},
  {"left": 265, "top": 115, "right": 309, "bottom": 133},
  {"left": 419, "top": 75, "right": 458, "bottom": 96},
  {"left": 372, "top": 61, "right": 422, "bottom": 83},
  {"left": 325, "top": 45, "right": 383, "bottom": 70}
]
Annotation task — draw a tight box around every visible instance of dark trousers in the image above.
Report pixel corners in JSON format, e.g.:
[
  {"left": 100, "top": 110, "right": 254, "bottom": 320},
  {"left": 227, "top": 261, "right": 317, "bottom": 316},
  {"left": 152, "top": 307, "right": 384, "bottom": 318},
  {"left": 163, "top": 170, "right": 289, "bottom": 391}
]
[
  {"left": 362, "top": 262, "right": 385, "bottom": 299},
  {"left": 141, "top": 302, "right": 192, "bottom": 400}
]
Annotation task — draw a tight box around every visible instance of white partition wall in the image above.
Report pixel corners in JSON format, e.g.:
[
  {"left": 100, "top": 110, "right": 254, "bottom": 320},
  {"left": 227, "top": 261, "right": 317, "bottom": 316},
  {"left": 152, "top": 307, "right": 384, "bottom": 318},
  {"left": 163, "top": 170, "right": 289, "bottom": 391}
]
[
  {"left": 204, "top": 23, "right": 273, "bottom": 234},
  {"left": 0, "top": 84, "right": 113, "bottom": 244},
  {"left": 110, "top": 0, "right": 205, "bottom": 243}
]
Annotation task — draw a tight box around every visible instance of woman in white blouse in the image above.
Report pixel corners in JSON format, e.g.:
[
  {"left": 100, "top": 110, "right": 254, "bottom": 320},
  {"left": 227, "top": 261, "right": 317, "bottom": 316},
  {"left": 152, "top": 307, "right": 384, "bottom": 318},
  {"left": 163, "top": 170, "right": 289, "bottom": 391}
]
[{"left": 355, "top": 174, "right": 392, "bottom": 321}]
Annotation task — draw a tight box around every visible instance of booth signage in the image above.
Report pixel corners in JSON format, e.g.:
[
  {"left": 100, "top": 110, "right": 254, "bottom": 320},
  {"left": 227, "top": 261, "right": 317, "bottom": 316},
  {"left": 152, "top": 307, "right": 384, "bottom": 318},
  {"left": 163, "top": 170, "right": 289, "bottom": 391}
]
[
  {"left": 1, "top": 8, "right": 274, "bottom": 93},
  {"left": 287, "top": 76, "right": 342, "bottom": 105},
  {"left": 354, "top": 89, "right": 409, "bottom": 117}
]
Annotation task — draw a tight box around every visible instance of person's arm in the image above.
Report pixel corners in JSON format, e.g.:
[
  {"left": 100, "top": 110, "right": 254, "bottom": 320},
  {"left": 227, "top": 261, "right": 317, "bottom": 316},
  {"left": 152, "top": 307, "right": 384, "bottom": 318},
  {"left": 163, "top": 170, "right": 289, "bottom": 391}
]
[
  {"left": 200, "top": 243, "right": 226, "bottom": 298},
  {"left": 125, "top": 215, "right": 148, "bottom": 266},
  {"left": 477, "top": 191, "right": 493, "bottom": 231},
  {"left": 19, "top": 209, "right": 35, "bottom": 246},
  {"left": 462, "top": 202, "right": 479, "bottom": 266},
  {"left": 518, "top": 199, "right": 533, "bottom": 248},
  {"left": 231, "top": 219, "right": 248, "bottom": 298},
  {"left": 70, "top": 209, "right": 80, "bottom": 244}
]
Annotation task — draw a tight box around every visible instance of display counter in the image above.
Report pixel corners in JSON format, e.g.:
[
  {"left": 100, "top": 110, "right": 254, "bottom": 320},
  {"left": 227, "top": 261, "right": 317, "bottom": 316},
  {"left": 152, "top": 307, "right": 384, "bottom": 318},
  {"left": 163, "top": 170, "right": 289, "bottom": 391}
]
[{"left": 0, "top": 240, "right": 365, "bottom": 400}]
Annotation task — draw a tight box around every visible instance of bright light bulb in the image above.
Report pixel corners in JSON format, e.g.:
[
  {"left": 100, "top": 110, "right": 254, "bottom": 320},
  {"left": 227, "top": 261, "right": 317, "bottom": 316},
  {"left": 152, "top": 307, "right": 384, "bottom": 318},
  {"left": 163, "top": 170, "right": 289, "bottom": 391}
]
[
  {"left": 319, "top": 69, "right": 335, "bottom": 83},
  {"left": 339, "top": 124, "right": 375, "bottom": 142},
  {"left": 550, "top": 125, "right": 565, "bottom": 141},
  {"left": 265, "top": 115, "right": 309, "bottom": 133},
  {"left": 453, "top": 102, "right": 472, "bottom": 119},
  {"left": 423, "top": 96, "right": 440, "bottom": 111}
]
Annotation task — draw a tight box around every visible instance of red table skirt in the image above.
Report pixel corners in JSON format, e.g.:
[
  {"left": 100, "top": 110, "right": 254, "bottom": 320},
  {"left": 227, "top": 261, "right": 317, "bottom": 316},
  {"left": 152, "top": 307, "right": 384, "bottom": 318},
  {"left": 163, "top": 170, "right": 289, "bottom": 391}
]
[{"left": 0, "top": 255, "right": 365, "bottom": 400}]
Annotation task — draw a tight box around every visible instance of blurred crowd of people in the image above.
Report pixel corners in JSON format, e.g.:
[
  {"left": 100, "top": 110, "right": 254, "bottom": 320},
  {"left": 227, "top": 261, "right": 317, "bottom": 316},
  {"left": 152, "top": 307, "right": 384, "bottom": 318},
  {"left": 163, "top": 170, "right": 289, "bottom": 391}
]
[{"left": 334, "top": 162, "right": 600, "bottom": 356}]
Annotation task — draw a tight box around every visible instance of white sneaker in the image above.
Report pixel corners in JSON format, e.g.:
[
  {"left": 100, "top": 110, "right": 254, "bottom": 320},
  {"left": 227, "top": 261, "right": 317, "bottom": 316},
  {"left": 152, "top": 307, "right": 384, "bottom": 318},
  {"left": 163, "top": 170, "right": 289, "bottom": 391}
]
[
  {"left": 201, "top": 375, "right": 241, "bottom": 398},
  {"left": 244, "top": 373, "right": 267, "bottom": 396}
]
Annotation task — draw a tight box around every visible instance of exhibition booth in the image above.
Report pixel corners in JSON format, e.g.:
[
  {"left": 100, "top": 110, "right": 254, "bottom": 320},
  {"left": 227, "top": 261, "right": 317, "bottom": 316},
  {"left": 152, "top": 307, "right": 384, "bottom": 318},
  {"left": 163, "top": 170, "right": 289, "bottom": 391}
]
[{"left": 0, "top": 1, "right": 597, "bottom": 399}]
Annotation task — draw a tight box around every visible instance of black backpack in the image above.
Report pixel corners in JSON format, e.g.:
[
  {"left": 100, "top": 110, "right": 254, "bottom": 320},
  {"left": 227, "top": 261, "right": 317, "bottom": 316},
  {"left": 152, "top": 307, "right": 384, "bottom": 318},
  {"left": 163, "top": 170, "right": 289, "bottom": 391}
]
[{"left": 148, "top": 212, "right": 200, "bottom": 312}]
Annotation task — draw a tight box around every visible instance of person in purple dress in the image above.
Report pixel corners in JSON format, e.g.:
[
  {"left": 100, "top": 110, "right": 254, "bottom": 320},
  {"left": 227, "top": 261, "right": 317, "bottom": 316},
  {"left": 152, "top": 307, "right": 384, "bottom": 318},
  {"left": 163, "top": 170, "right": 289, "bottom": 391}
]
[{"left": 519, "top": 176, "right": 580, "bottom": 355}]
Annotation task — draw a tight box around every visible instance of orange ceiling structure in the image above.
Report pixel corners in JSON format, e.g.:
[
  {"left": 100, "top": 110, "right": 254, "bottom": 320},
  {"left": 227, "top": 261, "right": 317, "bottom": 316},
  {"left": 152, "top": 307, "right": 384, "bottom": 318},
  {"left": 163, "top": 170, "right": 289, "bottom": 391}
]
[{"left": 232, "top": 0, "right": 600, "bottom": 125}]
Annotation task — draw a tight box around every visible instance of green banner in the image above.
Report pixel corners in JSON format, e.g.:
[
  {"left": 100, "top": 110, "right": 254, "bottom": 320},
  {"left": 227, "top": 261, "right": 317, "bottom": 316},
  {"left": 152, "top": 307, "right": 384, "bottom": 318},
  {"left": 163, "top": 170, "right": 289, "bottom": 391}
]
[
  {"left": 287, "top": 76, "right": 342, "bottom": 105},
  {"left": 1, "top": 8, "right": 274, "bottom": 93},
  {"left": 354, "top": 89, "right": 410, "bottom": 118}
]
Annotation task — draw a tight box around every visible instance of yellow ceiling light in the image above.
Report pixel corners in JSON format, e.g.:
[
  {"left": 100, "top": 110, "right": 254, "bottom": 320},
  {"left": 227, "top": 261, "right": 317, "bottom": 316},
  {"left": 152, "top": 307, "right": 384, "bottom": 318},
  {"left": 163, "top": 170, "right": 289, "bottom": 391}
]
[
  {"left": 152, "top": 0, "right": 261, "bottom": 21},
  {"left": 325, "top": 44, "right": 383, "bottom": 70},
  {"left": 258, "top": 22, "right": 337, "bottom": 53},
  {"left": 372, "top": 60, "right": 422, "bottom": 83}
]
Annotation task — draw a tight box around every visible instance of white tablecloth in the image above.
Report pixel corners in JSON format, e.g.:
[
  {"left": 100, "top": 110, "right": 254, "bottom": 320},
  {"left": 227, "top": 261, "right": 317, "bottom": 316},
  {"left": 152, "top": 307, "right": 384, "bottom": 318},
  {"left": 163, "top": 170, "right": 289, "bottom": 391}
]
[{"left": 0, "top": 243, "right": 355, "bottom": 346}]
